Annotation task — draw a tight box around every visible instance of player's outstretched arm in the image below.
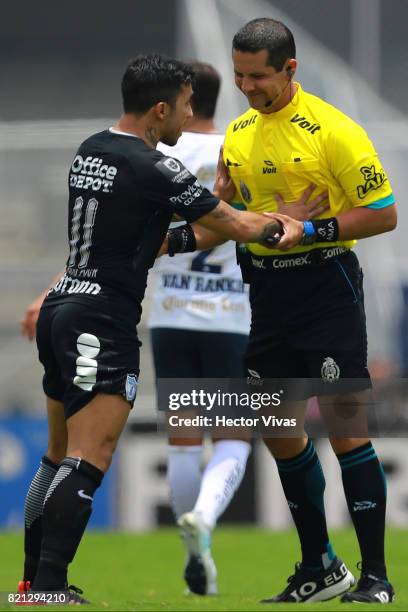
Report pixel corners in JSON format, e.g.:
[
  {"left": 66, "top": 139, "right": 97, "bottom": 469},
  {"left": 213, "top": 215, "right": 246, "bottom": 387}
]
[
  {"left": 195, "top": 200, "right": 302, "bottom": 247},
  {"left": 20, "top": 270, "right": 65, "bottom": 341}
]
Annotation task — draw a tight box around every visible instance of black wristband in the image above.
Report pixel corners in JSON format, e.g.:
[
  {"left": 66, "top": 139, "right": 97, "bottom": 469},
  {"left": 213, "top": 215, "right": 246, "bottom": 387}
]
[
  {"left": 312, "top": 217, "right": 339, "bottom": 243},
  {"left": 167, "top": 224, "right": 197, "bottom": 257}
]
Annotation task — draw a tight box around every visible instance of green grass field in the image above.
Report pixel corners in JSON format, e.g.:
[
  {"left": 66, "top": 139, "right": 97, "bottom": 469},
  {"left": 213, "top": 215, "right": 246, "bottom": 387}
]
[{"left": 0, "top": 528, "right": 406, "bottom": 611}]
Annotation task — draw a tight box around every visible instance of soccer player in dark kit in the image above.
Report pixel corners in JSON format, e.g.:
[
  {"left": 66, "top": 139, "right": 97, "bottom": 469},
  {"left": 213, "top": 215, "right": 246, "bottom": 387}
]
[{"left": 18, "top": 54, "right": 301, "bottom": 602}]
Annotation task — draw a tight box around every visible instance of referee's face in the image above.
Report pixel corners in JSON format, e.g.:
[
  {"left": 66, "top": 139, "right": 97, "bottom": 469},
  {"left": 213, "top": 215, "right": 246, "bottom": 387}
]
[
  {"left": 233, "top": 49, "right": 291, "bottom": 113},
  {"left": 161, "top": 83, "right": 194, "bottom": 146}
]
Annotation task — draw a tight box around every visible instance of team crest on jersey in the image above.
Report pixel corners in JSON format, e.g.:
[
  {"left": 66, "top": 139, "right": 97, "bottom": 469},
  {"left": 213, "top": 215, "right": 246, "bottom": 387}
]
[
  {"left": 125, "top": 374, "right": 138, "bottom": 402},
  {"left": 321, "top": 357, "right": 340, "bottom": 382},
  {"left": 163, "top": 157, "right": 181, "bottom": 172},
  {"left": 240, "top": 180, "right": 252, "bottom": 203},
  {"left": 155, "top": 157, "right": 192, "bottom": 183},
  {"left": 357, "top": 165, "right": 386, "bottom": 199}
]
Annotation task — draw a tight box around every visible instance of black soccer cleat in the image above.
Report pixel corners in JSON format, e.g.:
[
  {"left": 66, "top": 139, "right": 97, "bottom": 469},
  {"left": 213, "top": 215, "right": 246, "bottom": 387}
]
[
  {"left": 341, "top": 573, "right": 395, "bottom": 604},
  {"left": 261, "top": 557, "right": 355, "bottom": 603}
]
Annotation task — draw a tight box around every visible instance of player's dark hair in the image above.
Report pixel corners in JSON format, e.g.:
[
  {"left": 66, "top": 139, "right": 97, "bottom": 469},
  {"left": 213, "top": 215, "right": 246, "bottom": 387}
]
[
  {"left": 232, "top": 18, "right": 296, "bottom": 71},
  {"left": 188, "top": 61, "right": 221, "bottom": 119},
  {"left": 122, "top": 54, "right": 194, "bottom": 114}
]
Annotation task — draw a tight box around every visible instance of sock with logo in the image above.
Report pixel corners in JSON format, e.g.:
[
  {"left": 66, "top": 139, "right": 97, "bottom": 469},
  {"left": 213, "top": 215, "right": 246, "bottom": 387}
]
[
  {"left": 23, "top": 455, "right": 59, "bottom": 583},
  {"left": 337, "top": 441, "right": 387, "bottom": 579},
  {"left": 32, "top": 457, "right": 103, "bottom": 590},
  {"left": 167, "top": 445, "right": 203, "bottom": 519},
  {"left": 193, "top": 440, "right": 251, "bottom": 529},
  {"left": 276, "top": 439, "right": 335, "bottom": 571}
]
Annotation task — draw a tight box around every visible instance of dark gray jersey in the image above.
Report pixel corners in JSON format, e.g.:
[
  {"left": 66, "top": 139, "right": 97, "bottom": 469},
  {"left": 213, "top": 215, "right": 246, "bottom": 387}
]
[{"left": 45, "top": 129, "right": 219, "bottom": 323}]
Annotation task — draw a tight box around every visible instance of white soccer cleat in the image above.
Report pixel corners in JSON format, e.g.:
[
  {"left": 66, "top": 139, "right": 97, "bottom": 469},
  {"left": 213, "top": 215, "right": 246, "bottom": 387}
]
[{"left": 177, "top": 511, "right": 218, "bottom": 596}]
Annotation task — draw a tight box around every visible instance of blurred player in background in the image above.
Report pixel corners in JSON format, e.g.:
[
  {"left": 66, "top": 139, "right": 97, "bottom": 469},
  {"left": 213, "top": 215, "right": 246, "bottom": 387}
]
[
  {"left": 151, "top": 62, "right": 251, "bottom": 596},
  {"left": 18, "top": 53, "right": 298, "bottom": 602},
  {"left": 184, "top": 18, "right": 397, "bottom": 604}
]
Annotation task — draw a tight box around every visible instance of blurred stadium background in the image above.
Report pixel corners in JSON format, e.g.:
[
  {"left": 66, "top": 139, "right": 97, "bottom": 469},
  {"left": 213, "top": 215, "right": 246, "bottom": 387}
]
[{"left": 1, "top": 0, "right": 408, "bottom": 543}]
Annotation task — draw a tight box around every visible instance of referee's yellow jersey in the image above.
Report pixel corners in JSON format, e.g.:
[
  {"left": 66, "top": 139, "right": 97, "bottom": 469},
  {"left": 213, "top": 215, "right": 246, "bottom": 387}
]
[{"left": 223, "top": 84, "right": 396, "bottom": 256}]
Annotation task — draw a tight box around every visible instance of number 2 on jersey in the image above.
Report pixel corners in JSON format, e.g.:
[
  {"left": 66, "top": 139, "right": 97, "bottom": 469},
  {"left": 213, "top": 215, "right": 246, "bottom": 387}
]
[
  {"left": 68, "top": 196, "right": 98, "bottom": 268},
  {"left": 191, "top": 249, "right": 222, "bottom": 274}
]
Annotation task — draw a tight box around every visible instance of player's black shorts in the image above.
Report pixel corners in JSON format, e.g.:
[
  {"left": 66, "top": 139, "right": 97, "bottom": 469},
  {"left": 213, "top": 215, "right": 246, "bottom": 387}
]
[
  {"left": 243, "top": 250, "right": 370, "bottom": 396},
  {"left": 37, "top": 300, "right": 141, "bottom": 418},
  {"left": 150, "top": 328, "right": 247, "bottom": 378}
]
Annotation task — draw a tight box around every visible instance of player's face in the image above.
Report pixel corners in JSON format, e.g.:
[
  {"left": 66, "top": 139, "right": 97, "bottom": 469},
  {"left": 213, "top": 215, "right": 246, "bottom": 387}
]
[
  {"left": 233, "top": 49, "right": 290, "bottom": 113},
  {"left": 161, "top": 84, "right": 194, "bottom": 146}
]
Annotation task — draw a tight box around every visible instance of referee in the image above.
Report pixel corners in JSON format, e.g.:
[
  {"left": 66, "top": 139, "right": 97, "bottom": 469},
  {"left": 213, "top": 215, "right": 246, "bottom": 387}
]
[{"left": 186, "top": 18, "right": 397, "bottom": 605}]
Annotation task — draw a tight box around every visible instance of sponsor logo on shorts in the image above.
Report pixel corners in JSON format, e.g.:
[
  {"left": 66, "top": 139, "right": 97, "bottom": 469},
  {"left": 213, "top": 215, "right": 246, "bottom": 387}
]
[
  {"left": 247, "top": 368, "right": 264, "bottom": 387},
  {"left": 322, "top": 247, "right": 348, "bottom": 259},
  {"left": 251, "top": 257, "right": 267, "bottom": 270},
  {"left": 321, "top": 357, "right": 340, "bottom": 382},
  {"left": 125, "top": 374, "right": 138, "bottom": 402},
  {"left": 50, "top": 274, "right": 101, "bottom": 296},
  {"left": 272, "top": 253, "right": 312, "bottom": 268},
  {"left": 74, "top": 333, "right": 100, "bottom": 391}
]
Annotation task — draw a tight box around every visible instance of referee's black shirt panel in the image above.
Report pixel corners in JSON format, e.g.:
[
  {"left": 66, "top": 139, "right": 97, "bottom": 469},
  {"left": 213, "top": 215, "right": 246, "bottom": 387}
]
[{"left": 44, "top": 130, "right": 219, "bottom": 320}]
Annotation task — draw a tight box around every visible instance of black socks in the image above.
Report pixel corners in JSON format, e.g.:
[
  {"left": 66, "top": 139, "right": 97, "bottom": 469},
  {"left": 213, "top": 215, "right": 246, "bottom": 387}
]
[
  {"left": 32, "top": 457, "right": 103, "bottom": 590},
  {"left": 338, "top": 442, "right": 387, "bottom": 579},
  {"left": 276, "top": 440, "right": 335, "bottom": 570}
]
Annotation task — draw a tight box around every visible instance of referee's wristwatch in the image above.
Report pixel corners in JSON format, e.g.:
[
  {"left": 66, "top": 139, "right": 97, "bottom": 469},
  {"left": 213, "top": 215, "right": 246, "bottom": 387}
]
[{"left": 300, "top": 220, "right": 317, "bottom": 246}]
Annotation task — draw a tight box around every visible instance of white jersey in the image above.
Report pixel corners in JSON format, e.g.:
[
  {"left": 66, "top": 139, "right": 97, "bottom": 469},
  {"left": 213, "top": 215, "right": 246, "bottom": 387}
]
[{"left": 148, "top": 131, "right": 250, "bottom": 334}]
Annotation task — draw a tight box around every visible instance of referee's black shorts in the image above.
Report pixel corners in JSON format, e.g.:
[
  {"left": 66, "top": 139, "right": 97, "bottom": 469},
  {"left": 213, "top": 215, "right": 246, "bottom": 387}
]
[
  {"left": 244, "top": 250, "right": 371, "bottom": 395},
  {"left": 37, "top": 301, "right": 141, "bottom": 418}
]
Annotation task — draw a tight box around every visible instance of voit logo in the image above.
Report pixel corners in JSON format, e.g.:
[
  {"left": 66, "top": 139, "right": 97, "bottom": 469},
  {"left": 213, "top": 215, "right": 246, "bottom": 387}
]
[
  {"left": 290, "top": 113, "right": 321, "bottom": 134},
  {"left": 263, "top": 160, "right": 277, "bottom": 174},
  {"left": 233, "top": 114, "right": 257, "bottom": 132}
]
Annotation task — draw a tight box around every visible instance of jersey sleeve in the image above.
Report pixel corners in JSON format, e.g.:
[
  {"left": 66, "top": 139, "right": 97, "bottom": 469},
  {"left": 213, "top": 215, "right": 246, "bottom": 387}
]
[
  {"left": 136, "top": 153, "right": 220, "bottom": 222},
  {"left": 326, "top": 119, "right": 395, "bottom": 209}
]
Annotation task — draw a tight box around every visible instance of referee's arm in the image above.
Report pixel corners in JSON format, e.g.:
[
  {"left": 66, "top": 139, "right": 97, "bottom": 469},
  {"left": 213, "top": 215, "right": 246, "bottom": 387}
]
[{"left": 334, "top": 204, "right": 397, "bottom": 240}]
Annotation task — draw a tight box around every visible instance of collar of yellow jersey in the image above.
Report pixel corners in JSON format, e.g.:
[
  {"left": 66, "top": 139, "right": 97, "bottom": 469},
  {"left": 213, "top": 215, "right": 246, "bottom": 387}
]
[{"left": 259, "top": 82, "right": 302, "bottom": 122}]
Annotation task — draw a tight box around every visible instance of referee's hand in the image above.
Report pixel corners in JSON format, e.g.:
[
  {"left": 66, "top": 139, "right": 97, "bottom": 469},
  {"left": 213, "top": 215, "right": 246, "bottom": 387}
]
[
  {"left": 274, "top": 183, "right": 329, "bottom": 221},
  {"left": 213, "top": 146, "right": 236, "bottom": 203}
]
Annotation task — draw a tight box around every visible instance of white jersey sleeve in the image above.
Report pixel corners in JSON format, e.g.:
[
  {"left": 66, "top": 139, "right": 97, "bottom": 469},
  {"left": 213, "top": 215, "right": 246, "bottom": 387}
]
[{"left": 148, "top": 132, "right": 250, "bottom": 334}]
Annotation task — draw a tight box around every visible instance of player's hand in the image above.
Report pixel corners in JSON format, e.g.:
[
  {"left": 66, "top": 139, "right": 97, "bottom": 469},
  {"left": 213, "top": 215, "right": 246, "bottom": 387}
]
[
  {"left": 271, "top": 184, "right": 329, "bottom": 221},
  {"left": 262, "top": 212, "right": 304, "bottom": 250},
  {"left": 156, "top": 235, "right": 169, "bottom": 258},
  {"left": 213, "top": 146, "right": 236, "bottom": 203},
  {"left": 20, "top": 292, "right": 47, "bottom": 341}
]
